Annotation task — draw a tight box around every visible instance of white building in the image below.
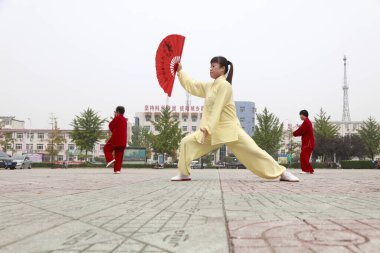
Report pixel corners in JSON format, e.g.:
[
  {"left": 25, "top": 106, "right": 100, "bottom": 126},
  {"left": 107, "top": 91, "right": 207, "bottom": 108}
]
[
  {"left": 0, "top": 116, "right": 25, "bottom": 129},
  {"left": 135, "top": 104, "right": 204, "bottom": 135},
  {"left": 0, "top": 118, "right": 132, "bottom": 161},
  {"left": 330, "top": 121, "right": 364, "bottom": 136},
  {"left": 0, "top": 128, "right": 108, "bottom": 161}
]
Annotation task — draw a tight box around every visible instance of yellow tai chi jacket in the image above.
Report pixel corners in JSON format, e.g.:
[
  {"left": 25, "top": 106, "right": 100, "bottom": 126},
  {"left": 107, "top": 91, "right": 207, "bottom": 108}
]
[{"left": 177, "top": 70, "right": 241, "bottom": 145}]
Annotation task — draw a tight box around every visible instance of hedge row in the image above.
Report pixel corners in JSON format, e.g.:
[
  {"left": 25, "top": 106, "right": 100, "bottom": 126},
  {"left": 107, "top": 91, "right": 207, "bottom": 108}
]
[
  {"left": 340, "top": 160, "right": 372, "bottom": 169},
  {"left": 29, "top": 161, "right": 376, "bottom": 169},
  {"left": 281, "top": 162, "right": 339, "bottom": 169},
  {"left": 31, "top": 162, "right": 178, "bottom": 169}
]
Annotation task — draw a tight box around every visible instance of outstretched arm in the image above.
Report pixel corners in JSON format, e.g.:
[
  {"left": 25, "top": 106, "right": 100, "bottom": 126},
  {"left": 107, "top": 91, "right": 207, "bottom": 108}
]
[
  {"left": 293, "top": 121, "right": 307, "bottom": 137},
  {"left": 177, "top": 64, "right": 208, "bottom": 98}
]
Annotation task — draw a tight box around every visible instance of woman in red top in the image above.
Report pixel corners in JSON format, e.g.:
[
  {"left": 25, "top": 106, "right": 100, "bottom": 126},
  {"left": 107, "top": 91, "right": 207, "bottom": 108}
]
[
  {"left": 293, "top": 110, "right": 315, "bottom": 174},
  {"left": 104, "top": 106, "right": 127, "bottom": 174}
]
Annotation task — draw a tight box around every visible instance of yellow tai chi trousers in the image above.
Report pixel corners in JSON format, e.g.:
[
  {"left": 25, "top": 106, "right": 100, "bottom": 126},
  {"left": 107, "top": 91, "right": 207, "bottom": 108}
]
[{"left": 178, "top": 127, "right": 286, "bottom": 179}]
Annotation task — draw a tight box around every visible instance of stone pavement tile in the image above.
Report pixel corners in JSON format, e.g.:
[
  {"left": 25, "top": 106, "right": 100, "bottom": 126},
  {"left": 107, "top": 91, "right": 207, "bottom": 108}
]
[
  {"left": 0, "top": 203, "right": 70, "bottom": 247},
  {"left": 273, "top": 247, "right": 314, "bottom": 253},
  {"left": 357, "top": 238, "right": 380, "bottom": 253},
  {"left": 28, "top": 195, "right": 119, "bottom": 219},
  {"left": 231, "top": 238, "right": 267, "bottom": 247},
  {"left": 133, "top": 221, "right": 228, "bottom": 253},
  {"left": 1, "top": 169, "right": 380, "bottom": 252},
  {"left": 308, "top": 245, "right": 359, "bottom": 253},
  {"left": 112, "top": 239, "right": 146, "bottom": 252},
  {"left": 234, "top": 247, "right": 272, "bottom": 253},
  {"left": 0, "top": 220, "right": 124, "bottom": 253},
  {"left": 0, "top": 196, "right": 20, "bottom": 207}
]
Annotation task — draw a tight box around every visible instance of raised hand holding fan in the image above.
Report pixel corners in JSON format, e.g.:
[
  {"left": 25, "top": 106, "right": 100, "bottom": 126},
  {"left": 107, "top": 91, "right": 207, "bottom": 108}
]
[{"left": 155, "top": 34, "right": 185, "bottom": 97}]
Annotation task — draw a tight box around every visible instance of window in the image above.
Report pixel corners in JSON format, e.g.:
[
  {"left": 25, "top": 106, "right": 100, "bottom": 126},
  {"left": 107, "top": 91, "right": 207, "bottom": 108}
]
[
  {"left": 192, "top": 126, "right": 197, "bottom": 132},
  {"left": 26, "top": 144, "right": 33, "bottom": 150},
  {"left": 68, "top": 144, "right": 75, "bottom": 150},
  {"left": 182, "top": 126, "right": 188, "bottom": 132},
  {"left": 145, "top": 115, "right": 151, "bottom": 121},
  {"left": 38, "top": 133, "right": 44, "bottom": 139},
  {"left": 191, "top": 116, "right": 197, "bottom": 122},
  {"left": 27, "top": 133, "right": 34, "bottom": 139},
  {"left": 17, "top": 133, "right": 23, "bottom": 139},
  {"left": 58, "top": 155, "right": 64, "bottom": 161},
  {"left": 183, "top": 117, "right": 187, "bottom": 122},
  {"left": 58, "top": 144, "right": 64, "bottom": 151},
  {"left": 16, "top": 144, "right": 22, "bottom": 150},
  {"left": 155, "top": 116, "right": 160, "bottom": 121},
  {"left": 240, "top": 106, "right": 245, "bottom": 113},
  {"left": 240, "top": 117, "right": 245, "bottom": 122},
  {"left": 143, "top": 126, "right": 150, "bottom": 132},
  {"left": 37, "top": 144, "right": 44, "bottom": 150}
]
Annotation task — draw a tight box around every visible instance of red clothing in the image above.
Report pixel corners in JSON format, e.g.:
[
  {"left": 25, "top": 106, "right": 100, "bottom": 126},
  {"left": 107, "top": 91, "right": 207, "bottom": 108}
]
[
  {"left": 104, "top": 115, "right": 127, "bottom": 172},
  {"left": 293, "top": 117, "right": 315, "bottom": 149},
  {"left": 104, "top": 143, "right": 124, "bottom": 172},
  {"left": 108, "top": 115, "right": 127, "bottom": 148},
  {"left": 300, "top": 147, "right": 314, "bottom": 173},
  {"left": 293, "top": 117, "right": 315, "bottom": 173}
]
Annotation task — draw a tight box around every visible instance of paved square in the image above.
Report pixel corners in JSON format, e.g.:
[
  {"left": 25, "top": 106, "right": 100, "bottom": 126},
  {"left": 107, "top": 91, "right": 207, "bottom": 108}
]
[{"left": 0, "top": 168, "right": 379, "bottom": 253}]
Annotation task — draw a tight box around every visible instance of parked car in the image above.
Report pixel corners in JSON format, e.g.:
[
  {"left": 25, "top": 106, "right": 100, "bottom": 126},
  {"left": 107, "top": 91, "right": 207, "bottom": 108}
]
[
  {"left": 214, "top": 161, "right": 226, "bottom": 169},
  {"left": 226, "top": 159, "right": 246, "bottom": 169},
  {"left": 10, "top": 155, "right": 32, "bottom": 169},
  {"left": 0, "top": 151, "right": 16, "bottom": 169}
]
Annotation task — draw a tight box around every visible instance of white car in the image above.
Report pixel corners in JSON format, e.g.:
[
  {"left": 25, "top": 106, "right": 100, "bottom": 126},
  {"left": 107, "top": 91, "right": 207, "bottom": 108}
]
[{"left": 11, "top": 155, "right": 32, "bottom": 169}]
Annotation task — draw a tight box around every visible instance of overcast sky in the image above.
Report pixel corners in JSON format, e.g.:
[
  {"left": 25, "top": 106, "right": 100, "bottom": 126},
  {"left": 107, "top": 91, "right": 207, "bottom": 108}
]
[{"left": 1, "top": 0, "right": 379, "bottom": 129}]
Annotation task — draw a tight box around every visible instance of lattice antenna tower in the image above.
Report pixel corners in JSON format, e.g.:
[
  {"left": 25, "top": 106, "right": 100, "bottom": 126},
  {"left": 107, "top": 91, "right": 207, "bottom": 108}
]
[{"left": 342, "top": 56, "right": 351, "bottom": 122}]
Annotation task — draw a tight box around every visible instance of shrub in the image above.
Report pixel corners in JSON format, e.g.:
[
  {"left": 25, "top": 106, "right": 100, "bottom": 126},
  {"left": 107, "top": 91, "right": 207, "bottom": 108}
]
[{"left": 340, "top": 160, "right": 372, "bottom": 169}]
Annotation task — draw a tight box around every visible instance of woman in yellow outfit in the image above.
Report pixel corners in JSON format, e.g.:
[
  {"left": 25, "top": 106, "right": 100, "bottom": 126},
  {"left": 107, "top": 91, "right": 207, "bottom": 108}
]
[{"left": 171, "top": 56, "right": 299, "bottom": 182}]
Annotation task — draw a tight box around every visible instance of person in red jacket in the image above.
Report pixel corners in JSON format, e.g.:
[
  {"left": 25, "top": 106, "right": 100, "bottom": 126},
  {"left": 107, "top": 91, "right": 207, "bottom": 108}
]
[
  {"left": 104, "top": 106, "right": 127, "bottom": 174},
  {"left": 293, "top": 110, "right": 315, "bottom": 174}
]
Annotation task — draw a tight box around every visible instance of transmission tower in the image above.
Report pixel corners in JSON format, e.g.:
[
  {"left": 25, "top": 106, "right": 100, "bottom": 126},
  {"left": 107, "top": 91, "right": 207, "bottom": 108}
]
[{"left": 342, "top": 56, "right": 351, "bottom": 122}]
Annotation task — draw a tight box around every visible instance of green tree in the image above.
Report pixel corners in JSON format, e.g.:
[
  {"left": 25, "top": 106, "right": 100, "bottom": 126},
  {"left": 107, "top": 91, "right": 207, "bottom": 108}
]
[
  {"left": 252, "top": 107, "right": 284, "bottom": 157},
  {"left": 71, "top": 108, "right": 106, "bottom": 162},
  {"left": 357, "top": 117, "right": 380, "bottom": 160},
  {"left": 150, "top": 106, "right": 185, "bottom": 158},
  {"left": 333, "top": 134, "right": 366, "bottom": 161},
  {"left": 128, "top": 125, "right": 152, "bottom": 158},
  {"left": 313, "top": 108, "right": 339, "bottom": 162},
  {"left": 46, "top": 117, "right": 65, "bottom": 162},
  {"left": 0, "top": 132, "right": 15, "bottom": 153}
]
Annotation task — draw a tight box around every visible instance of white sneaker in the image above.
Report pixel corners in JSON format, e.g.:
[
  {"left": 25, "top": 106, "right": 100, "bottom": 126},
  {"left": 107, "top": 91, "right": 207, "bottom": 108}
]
[
  {"left": 171, "top": 173, "right": 191, "bottom": 181},
  {"left": 280, "top": 171, "right": 299, "bottom": 182},
  {"left": 106, "top": 159, "right": 115, "bottom": 168},
  {"left": 114, "top": 171, "right": 121, "bottom": 174},
  {"left": 299, "top": 171, "right": 307, "bottom": 174}
]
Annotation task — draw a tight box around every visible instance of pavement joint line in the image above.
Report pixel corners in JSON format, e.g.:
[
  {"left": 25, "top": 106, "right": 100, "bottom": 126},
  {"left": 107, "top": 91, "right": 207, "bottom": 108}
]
[{"left": 218, "top": 169, "right": 233, "bottom": 253}]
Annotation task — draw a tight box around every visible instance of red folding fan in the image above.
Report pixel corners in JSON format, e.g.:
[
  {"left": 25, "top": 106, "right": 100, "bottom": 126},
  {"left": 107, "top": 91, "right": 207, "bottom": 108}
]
[{"left": 155, "top": 34, "right": 185, "bottom": 97}]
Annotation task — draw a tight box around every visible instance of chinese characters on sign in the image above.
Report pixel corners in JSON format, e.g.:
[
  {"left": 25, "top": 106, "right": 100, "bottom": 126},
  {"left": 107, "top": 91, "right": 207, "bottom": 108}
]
[{"left": 144, "top": 105, "right": 203, "bottom": 112}]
